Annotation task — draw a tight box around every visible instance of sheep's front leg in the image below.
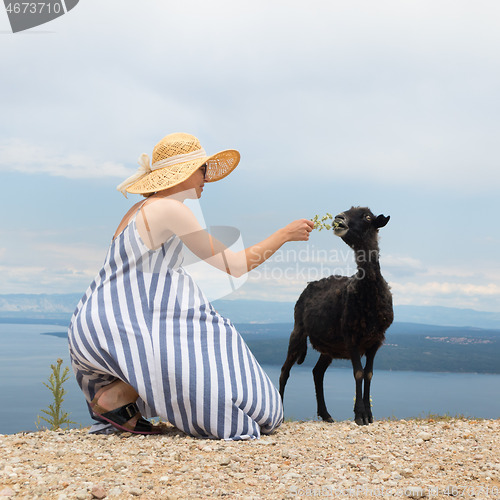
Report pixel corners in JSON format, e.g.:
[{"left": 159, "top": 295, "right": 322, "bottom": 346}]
[
  {"left": 350, "top": 349, "right": 369, "bottom": 425},
  {"left": 362, "top": 344, "right": 380, "bottom": 424},
  {"left": 313, "top": 354, "right": 333, "bottom": 422}
]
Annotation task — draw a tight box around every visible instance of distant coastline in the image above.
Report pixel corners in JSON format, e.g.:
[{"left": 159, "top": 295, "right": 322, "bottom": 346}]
[
  {"left": 1, "top": 294, "right": 500, "bottom": 375},
  {"left": 25, "top": 320, "right": 500, "bottom": 375}
]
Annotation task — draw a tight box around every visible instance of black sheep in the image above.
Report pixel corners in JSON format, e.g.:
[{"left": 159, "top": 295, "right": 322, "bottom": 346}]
[{"left": 279, "top": 206, "right": 393, "bottom": 425}]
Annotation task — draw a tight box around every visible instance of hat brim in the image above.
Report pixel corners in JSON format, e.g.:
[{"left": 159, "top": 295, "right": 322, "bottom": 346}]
[{"left": 126, "top": 149, "right": 240, "bottom": 195}]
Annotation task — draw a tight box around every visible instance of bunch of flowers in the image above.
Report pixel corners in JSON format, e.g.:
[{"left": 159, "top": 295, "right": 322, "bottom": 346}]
[{"left": 312, "top": 213, "right": 339, "bottom": 231}]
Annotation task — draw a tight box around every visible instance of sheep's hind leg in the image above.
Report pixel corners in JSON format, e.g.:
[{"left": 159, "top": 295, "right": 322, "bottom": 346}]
[
  {"left": 313, "top": 354, "right": 334, "bottom": 422},
  {"left": 279, "top": 355, "right": 295, "bottom": 402},
  {"left": 279, "top": 327, "right": 307, "bottom": 402}
]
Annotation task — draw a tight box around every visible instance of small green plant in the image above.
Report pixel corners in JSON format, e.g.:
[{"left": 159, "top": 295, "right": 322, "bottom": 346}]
[
  {"left": 312, "top": 213, "right": 339, "bottom": 231},
  {"left": 36, "top": 358, "right": 76, "bottom": 430}
]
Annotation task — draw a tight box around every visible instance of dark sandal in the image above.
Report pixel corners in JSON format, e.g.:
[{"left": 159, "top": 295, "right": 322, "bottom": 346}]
[{"left": 90, "top": 399, "right": 164, "bottom": 435}]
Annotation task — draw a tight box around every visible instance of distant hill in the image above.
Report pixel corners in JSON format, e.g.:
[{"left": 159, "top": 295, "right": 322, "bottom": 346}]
[
  {"left": 212, "top": 300, "right": 500, "bottom": 330},
  {"left": 0, "top": 293, "right": 81, "bottom": 321},
  {"left": 1, "top": 293, "right": 500, "bottom": 329},
  {"left": 394, "top": 305, "right": 500, "bottom": 330},
  {"left": 233, "top": 321, "right": 500, "bottom": 338},
  {"left": 38, "top": 320, "right": 500, "bottom": 374},
  {"left": 5, "top": 292, "right": 499, "bottom": 374},
  {"left": 234, "top": 322, "right": 500, "bottom": 374}
]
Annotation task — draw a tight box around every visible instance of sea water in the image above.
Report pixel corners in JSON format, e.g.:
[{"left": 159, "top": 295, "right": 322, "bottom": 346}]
[{"left": 0, "top": 323, "right": 499, "bottom": 435}]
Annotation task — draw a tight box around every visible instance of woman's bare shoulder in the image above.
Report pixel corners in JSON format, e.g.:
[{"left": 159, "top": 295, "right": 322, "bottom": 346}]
[
  {"left": 142, "top": 197, "right": 202, "bottom": 236},
  {"left": 146, "top": 197, "right": 194, "bottom": 217}
]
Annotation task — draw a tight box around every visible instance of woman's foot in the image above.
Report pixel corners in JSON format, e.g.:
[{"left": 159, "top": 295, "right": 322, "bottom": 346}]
[
  {"left": 92, "top": 380, "right": 140, "bottom": 427},
  {"left": 91, "top": 379, "right": 121, "bottom": 409},
  {"left": 91, "top": 381, "right": 163, "bottom": 435}
]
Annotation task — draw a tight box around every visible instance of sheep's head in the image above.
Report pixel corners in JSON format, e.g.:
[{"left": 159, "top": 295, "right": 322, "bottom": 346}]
[{"left": 333, "top": 207, "right": 390, "bottom": 249}]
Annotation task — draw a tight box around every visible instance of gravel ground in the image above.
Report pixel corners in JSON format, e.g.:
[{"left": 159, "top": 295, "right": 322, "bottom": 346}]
[{"left": 1, "top": 418, "right": 499, "bottom": 499}]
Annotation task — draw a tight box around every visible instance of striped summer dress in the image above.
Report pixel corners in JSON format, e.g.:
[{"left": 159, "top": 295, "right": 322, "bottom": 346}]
[{"left": 67, "top": 205, "right": 283, "bottom": 440}]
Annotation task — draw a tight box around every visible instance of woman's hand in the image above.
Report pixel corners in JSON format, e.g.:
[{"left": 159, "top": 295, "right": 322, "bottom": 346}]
[{"left": 282, "top": 219, "right": 315, "bottom": 242}]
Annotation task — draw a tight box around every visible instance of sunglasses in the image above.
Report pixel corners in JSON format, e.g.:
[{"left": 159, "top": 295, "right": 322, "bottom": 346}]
[{"left": 200, "top": 164, "right": 207, "bottom": 180}]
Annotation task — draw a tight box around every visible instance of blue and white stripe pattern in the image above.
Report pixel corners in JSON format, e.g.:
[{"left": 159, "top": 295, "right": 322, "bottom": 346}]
[{"left": 68, "top": 213, "right": 283, "bottom": 440}]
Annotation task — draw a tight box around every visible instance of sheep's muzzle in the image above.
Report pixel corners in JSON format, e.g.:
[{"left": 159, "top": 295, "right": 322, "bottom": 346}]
[{"left": 333, "top": 216, "right": 348, "bottom": 237}]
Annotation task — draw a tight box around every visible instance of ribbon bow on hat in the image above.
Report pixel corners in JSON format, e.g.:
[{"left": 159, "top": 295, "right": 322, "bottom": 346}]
[{"left": 116, "top": 154, "right": 152, "bottom": 198}]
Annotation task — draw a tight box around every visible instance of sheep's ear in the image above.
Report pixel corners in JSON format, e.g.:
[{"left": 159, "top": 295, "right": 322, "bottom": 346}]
[{"left": 374, "top": 215, "right": 390, "bottom": 228}]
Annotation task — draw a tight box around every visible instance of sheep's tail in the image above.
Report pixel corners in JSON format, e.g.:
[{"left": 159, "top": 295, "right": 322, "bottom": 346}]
[
  {"left": 291, "top": 300, "right": 307, "bottom": 365},
  {"left": 296, "top": 334, "right": 308, "bottom": 365}
]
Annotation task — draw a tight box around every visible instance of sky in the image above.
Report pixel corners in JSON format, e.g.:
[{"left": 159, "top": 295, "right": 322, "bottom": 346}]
[{"left": 0, "top": 0, "right": 499, "bottom": 312}]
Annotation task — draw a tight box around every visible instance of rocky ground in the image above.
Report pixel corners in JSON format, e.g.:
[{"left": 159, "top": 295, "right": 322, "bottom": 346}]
[{"left": 1, "top": 418, "right": 499, "bottom": 499}]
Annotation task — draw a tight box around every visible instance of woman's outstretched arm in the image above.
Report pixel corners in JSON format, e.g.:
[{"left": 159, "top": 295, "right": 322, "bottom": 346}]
[
  {"left": 244, "top": 219, "right": 314, "bottom": 272},
  {"left": 137, "top": 197, "right": 314, "bottom": 277}
]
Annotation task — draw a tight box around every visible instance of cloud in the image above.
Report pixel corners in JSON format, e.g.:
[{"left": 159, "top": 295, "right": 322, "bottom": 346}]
[
  {"left": 381, "top": 255, "right": 427, "bottom": 278},
  {"left": 2, "top": 0, "right": 500, "bottom": 192},
  {"left": 228, "top": 253, "right": 500, "bottom": 312},
  {"left": 0, "top": 235, "right": 105, "bottom": 294},
  {"left": 229, "top": 275, "right": 500, "bottom": 312},
  {"left": 390, "top": 281, "right": 500, "bottom": 311},
  {"left": 232, "top": 274, "right": 307, "bottom": 303},
  {"left": 33, "top": 241, "right": 106, "bottom": 267},
  {"left": 0, "top": 139, "right": 132, "bottom": 179},
  {"left": 0, "top": 263, "right": 96, "bottom": 294},
  {"left": 392, "top": 281, "right": 500, "bottom": 297},
  {"left": 380, "top": 249, "right": 500, "bottom": 282}
]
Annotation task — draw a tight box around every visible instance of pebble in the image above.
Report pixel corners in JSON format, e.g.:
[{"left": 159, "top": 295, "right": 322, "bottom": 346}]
[
  {"left": 283, "top": 472, "right": 302, "bottom": 480},
  {"left": 256, "top": 438, "right": 274, "bottom": 445},
  {"left": 417, "top": 431, "right": 432, "bottom": 441},
  {"left": 0, "top": 419, "right": 497, "bottom": 498},
  {"left": 91, "top": 485, "right": 107, "bottom": 499}
]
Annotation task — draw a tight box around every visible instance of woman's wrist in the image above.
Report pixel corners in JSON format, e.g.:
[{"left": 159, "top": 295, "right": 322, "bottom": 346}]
[{"left": 277, "top": 226, "right": 290, "bottom": 244}]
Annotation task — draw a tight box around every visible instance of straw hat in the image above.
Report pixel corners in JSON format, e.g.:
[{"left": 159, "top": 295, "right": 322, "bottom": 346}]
[{"left": 117, "top": 133, "right": 240, "bottom": 196}]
